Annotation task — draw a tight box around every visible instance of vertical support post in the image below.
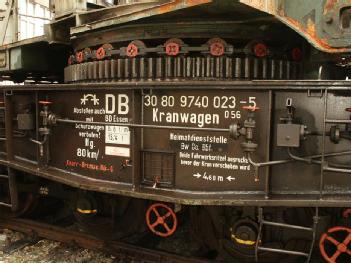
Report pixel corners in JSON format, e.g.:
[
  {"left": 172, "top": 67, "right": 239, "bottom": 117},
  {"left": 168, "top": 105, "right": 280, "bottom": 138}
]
[
  {"left": 4, "top": 90, "right": 18, "bottom": 211},
  {"left": 4, "top": 90, "right": 14, "bottom": 161},
  {"left": 7, "top": 167, "right": 18, "bottom": 211},
  {"left": 264, "top": 90, "right": 273, "bottom": 199},
  {"left": 13, "top": 0, "right": 19, "bottom": 42},
  {"left": 320, "top": 89, "right": 328, "bottom": 198},
  {"left": 132, "top": 90, "right": 141, "bottom": 191}
]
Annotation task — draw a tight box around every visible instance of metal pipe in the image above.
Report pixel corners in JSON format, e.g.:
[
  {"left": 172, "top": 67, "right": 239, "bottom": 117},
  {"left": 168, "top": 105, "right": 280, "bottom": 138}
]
[
  {"left": 247, "top": 153, "right": 292, "bottom": 168},
  {"left": 0, "top": 202, "right": 12, "bottom": 208},
  {"left": 257, "top": 247, "right": 308, "bottom": 257},
  {"left": 261, "top": 220, "right": 313, "bottom": 232},
  {"left": 248, "top": 150, "right": 351, "bottom": 168},
  {"left": 287, "top": 148, "right": 321, "bottom": 165},
  {"left": 307, "top": 207, "right": 319, "bottom": 263},
  {"left": 324, "top": 166, "right": 351, "bottom": 174},
  {"left": 328, "top": 162, "right": 351, "bottom": 169},
  {"left": 57, "top": 118, "right": 228, "bottom": 132},
  {"left": 325, "top": 119, "right": 351, "bottom": 124}
]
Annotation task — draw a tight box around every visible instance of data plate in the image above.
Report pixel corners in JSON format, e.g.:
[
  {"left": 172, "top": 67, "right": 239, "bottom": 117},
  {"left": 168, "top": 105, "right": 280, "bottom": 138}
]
[
  {"left": 49, "top": 91, "right": 133, "bottom": 183},
  {"left": 142, "top": 89, "right": 270, "bottom": 191}
]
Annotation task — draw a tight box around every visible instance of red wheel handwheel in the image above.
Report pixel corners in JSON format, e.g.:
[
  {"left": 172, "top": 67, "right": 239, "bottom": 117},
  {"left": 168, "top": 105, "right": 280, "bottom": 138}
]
[
  {"left": 146, "top": 203, "right": 177, "bottom": 238},
  {"left": 319, "top": 226, "right": 351, "bottom": 263}
]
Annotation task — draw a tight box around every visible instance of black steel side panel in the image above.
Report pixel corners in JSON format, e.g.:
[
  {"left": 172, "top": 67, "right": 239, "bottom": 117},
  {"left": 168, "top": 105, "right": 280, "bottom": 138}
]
[{"left": 0, "top": 81, "right": 350, "bottom": 206}]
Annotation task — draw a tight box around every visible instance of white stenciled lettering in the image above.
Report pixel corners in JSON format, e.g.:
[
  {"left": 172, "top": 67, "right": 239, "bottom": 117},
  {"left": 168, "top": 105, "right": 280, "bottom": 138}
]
[
  {"left": 105, "top": 94, "right": 129, "bottom": 115},
  {"left": 152, "top": 108, "right": 219, "bottom": 128},
  {"left": 105, "top": 94, "right": 115, "bottom": 114},
  {"left": 118, "top": 94, "right": 129, "bottom": 114}
]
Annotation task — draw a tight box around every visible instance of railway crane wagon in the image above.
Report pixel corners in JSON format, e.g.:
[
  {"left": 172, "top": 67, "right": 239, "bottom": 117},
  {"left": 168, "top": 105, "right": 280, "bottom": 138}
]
[{"left": 1, "top": 0, "right": 351, "bottom": 262}]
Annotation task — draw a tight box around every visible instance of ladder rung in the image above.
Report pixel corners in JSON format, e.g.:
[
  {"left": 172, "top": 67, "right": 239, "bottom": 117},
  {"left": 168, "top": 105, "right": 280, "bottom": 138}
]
[
  {"left": 262, "top": 220, "right": 313, "bottom": 232},
  {"left": 257, "top": 246, "right": 309, "bottom": 257},
  {"left": 0, "top": 174, "right": 9, "bottom": 179},
  {"left": 0, "top": 201, "right": 12, "bottom": 208}
]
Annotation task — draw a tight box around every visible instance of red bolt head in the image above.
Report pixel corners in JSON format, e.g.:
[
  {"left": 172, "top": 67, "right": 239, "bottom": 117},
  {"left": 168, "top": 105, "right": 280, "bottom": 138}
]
[
  {"left": 126, "top": 43, "right": 139, "bottom": 57},
  {"left": 210, "top": 42, "right": 225, "bottom": 56},
  {"left": 76, "top": 51, "right": 84, "bottom": 63},
  {"left": 291, "top": 47, "right": 302, "bottom": 61},
  {"left": 95, "top": 47, "right": 106, "bottom": 60},
  {"left": 165, "top": 42, "right": 180, "bottom": 56},
  {"left": 253, "top": 43, "right": 268, "bottom": 58}
]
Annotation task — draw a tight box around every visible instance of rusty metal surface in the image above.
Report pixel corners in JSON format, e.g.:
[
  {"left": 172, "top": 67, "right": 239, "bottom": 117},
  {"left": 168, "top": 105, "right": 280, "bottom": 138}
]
[
  {"left": 240, "top": 0, "right": 351, "bottom": 53},
  {"left": 65, "top": 0, "right": 351, "bottom": 53}
]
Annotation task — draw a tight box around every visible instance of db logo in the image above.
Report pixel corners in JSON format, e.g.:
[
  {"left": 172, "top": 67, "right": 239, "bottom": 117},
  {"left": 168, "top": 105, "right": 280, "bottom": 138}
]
[{"left": 105, "top": 94, "right": 129, "bottom": 115}]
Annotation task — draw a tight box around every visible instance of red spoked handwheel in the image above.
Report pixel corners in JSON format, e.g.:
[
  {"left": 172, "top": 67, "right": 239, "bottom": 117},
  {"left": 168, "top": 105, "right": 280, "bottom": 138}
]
[
  {"left": 319, "top": 226, "right": 351, "bottom": 263},
  {"left": 146, "top": 203, "right": 177, "bottom": 237}
]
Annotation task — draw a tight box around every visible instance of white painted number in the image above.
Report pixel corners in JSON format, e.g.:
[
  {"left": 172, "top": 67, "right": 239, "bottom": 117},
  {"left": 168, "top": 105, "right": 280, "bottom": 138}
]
[{"left": 144, "top": 95, "right": 157, "bottom": 107}]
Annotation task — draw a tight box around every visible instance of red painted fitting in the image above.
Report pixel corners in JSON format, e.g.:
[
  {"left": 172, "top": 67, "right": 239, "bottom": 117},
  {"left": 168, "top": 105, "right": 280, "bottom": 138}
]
[
  {"left": 319, "top": 226, "right": 351, "bottom": 263},
  {"left": 146, "top": 203, "right": 177, "bottom": 238},
  {"left": 253, "top": 43, "right": 268, "bottom": 58}
]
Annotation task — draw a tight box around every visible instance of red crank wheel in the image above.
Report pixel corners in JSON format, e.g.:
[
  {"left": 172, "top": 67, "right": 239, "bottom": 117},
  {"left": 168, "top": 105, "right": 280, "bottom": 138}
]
[
  {"left": 146, "top": 203, "right": 177, "bottom": 237},
  {"left": 319, "top": 226, "right": 351, "bottom": 263}
]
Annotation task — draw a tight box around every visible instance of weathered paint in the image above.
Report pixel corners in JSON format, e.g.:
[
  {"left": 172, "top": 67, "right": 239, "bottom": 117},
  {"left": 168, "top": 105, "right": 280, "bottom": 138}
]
[
  {"left": 324, "top": 0, "right": 339, "bottom": 14},
  {"left": 281, "top": 16, "right": 348, "bottom": 53},
  {"left": 241, "top": 0, "right": 351, "bottom": 53},
  {"left": 239, "top": 0, "right": 276, "bottom": 14}
]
